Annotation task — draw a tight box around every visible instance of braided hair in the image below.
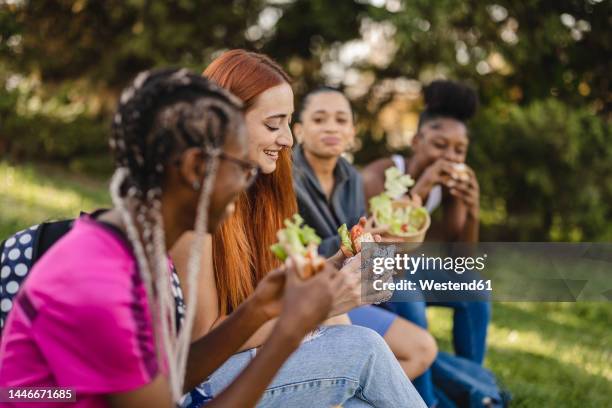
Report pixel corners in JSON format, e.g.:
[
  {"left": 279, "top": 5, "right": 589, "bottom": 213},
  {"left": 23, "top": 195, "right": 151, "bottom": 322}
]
[{"left": 109, "top": 68, "right": 244, "bottom": 401}]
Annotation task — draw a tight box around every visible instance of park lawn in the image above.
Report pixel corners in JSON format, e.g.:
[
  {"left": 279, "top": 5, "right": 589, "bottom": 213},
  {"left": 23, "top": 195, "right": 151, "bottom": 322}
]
[
  {"left": 0, "top": 161, "right": 110, "bottom": 238},
  {"left": 2, "top": 161, "right": 611, "bottom": 407},
  {"left": 428, "top": 302, "right": 611, "bottom": 407}
]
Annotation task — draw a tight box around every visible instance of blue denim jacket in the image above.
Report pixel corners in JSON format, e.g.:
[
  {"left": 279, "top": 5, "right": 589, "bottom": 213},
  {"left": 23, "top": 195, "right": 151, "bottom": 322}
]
[{"left": 292, "top": 145, "right": 367, "bottom": 257}]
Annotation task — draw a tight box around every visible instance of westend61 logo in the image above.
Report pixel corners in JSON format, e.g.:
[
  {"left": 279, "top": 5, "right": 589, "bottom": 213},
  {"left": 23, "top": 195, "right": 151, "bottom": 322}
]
[
  {"left": 364, "top": 243, "right": 611, "bottom": 302},
  {"left": 372, "top": 253, "right": 488, "bottom": 275}
]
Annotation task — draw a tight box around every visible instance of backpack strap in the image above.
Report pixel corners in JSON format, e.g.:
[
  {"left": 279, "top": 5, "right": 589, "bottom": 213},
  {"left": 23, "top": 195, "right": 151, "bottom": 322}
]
[
  {"left": 32, "top": 219, "right": 75, "bottom": 264},
  {"left": 1, "top": 219, "right": 74, "bottom": 332}
]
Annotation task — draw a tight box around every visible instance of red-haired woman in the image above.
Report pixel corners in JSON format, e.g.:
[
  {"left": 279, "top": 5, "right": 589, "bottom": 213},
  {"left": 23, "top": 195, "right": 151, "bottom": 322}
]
[{"left": 173, "top": 50, "right": 425, "bottom": 407}]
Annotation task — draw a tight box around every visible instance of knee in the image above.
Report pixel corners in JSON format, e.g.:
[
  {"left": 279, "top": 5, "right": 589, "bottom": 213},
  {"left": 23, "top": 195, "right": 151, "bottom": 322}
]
[
  {"left": 421, "top": 330, "right": 438, "bottom": 368},
  {"left": 351, "top": 325, "right": 389, "bottom": 349},
  {"left": 325, "top": 324, "right": 389, "bottom": 352},
  {"left": 412, "top": 328, "right": 437, "bottom": 377},
  {"left": 388, "top": 323, "right": 437, "bottom": 379}
]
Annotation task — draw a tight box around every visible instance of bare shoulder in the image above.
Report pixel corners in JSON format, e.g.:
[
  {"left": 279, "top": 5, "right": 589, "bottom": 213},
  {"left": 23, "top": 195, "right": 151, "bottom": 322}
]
[
  {"left": 361, "top": 157, "right": 394, "bottom": 182},
  {"left": 361, "top": 157, "right": 395, "bottom": 203}
]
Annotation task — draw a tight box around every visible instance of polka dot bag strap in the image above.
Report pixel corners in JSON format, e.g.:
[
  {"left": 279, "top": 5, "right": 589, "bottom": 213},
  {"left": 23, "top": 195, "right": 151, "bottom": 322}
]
[
  {"left": 1, "top": 224, "right": 40, "bottom": 331},
  {"left": 1, "top": 219, "right": 74, "bottom": 332}
]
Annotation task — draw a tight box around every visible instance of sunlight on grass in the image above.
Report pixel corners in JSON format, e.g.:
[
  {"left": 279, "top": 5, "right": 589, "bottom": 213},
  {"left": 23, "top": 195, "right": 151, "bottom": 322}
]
[
  {"left": 427, "top": 303, "right": 612, "bottom": 407},
  {"left": 0, "top": 161, "right": 110, "bottom": 238}
]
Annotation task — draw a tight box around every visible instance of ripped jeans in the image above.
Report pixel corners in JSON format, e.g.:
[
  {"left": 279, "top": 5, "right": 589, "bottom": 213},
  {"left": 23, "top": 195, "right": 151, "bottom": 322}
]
[{"left": 181, "top": 325, "right": 426, "bottom": 408}]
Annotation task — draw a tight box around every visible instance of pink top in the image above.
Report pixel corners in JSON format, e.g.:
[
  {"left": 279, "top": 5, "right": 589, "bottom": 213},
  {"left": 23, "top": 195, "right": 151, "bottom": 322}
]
[{"left": 0, "top": 217, "right": 159, "bottom": 407}]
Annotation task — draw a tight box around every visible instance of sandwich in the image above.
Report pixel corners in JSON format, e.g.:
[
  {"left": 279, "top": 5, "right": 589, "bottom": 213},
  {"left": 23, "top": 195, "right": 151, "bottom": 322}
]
[
  {"left": 270, "top": 214, "right": 326, "bottom": 279},
  {"left": 450, "top": 163, "right": 470, "bottom": 182},
  {"left": 338, "top": 217, "right": 375, "bottom": 257}
]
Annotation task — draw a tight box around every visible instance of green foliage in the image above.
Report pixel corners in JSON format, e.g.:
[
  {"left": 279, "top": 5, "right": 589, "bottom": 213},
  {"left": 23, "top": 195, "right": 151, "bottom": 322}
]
[
  {"left": 0, "top": 88, "right": 111, "bottom": 174},
  {"left": 0, "top": 0, "right": 610, "bottom": 241},
  {"left": 366, "top": 0, "right": 611, "bottom": 111},
  {"left": 0, "top": 1, "right": 266, "bottom": 86},
  {"left": 470, "top": 98, "right": 612, "bottom": 241}
]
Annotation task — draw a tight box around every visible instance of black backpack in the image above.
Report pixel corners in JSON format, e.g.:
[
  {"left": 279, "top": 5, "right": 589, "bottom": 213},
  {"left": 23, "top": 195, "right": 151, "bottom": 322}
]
[{"left": 0, "top": 216, "right": 185, "bottom": 334}]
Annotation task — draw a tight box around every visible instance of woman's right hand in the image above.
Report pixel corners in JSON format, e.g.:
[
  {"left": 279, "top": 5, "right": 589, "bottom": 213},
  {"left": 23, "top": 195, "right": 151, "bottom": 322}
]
[
  {"left": 275, "top": 259, "right": 344, "bottom": 343},
  {"left": 411, "top": 158, "right": 455, "bottom": 200},
  {"left": 326, "top": 253, "right": 362, "bottom": 317}
]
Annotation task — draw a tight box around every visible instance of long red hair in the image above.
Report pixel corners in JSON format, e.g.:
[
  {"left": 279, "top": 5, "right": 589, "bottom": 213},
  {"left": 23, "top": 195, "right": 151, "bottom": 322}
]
[{"left": 204, "top": 50, "right": 297, "bottom": 314}]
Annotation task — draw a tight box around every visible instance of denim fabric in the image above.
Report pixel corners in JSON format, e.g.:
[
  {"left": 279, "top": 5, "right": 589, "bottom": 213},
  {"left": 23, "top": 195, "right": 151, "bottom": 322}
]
[
  {"left": 381, "top": 301, "right": 491, "bottom": 407},
  {"left": 182, "top": 325, "right": 426, "bottom": 408}
]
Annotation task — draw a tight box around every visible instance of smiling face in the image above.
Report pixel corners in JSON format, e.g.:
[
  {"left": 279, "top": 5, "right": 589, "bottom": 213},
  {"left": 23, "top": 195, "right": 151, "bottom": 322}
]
[
  {"left": 294, "top": 91, "right": 355, "bottom": 159},
  {"left": 244, "top": 82, "right": 294, "bottom": 174}
]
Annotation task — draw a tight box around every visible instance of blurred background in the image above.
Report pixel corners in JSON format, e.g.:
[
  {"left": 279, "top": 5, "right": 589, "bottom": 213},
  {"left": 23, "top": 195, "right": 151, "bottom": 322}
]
[{"left": 0, "top": 1, "right": 610, "bottom": 406}]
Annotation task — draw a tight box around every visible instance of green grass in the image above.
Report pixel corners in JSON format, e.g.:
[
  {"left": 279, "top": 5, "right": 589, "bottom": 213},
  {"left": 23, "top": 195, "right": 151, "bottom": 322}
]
[
  {"left": 428, "top": 303, "right": 611, "bottom": 407},
  {"left": 1, "top": 161, "right": 611, "bottom": 407},
  {"left": 0, "top": 161, "right": 110, "bottom": 237}
]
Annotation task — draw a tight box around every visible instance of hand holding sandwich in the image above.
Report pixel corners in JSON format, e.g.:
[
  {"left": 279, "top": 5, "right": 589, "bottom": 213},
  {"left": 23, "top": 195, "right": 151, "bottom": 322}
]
[
  {"left": 412, "top": 159, "right": 478, "bottom": 210},
  {"left": 446, "top": 165, "right": 480, "bottom": 219},
  {"left": 274, "top": 259, "right": 345, "bottom": 344},
  {"left": 411, "top": 158, "right": 456, "bottom": 200}
]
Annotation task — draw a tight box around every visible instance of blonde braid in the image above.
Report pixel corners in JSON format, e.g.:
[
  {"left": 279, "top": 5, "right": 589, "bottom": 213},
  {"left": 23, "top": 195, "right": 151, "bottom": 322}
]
[{"left": 109, "top": 68, "right": 245, "bottom": 402}]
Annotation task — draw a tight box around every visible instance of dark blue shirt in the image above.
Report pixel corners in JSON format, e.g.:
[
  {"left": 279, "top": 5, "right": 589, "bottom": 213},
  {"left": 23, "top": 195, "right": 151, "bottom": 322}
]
[{"left": 292, "top": 145, "right": 367, "bottom": 257}]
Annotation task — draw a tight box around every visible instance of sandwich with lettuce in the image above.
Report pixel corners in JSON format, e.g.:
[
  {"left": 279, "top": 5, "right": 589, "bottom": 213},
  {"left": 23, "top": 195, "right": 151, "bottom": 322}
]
[
  {"left": 337, "top": 217, "right": 374, "bottom": 257},
  {"left": 270, "top": 214, "right": 326, "bottom": 279}
]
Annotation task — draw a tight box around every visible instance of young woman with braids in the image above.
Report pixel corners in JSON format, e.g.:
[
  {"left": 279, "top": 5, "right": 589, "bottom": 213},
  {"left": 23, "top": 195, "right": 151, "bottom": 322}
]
[
  {"left": 173, "top": 50, "right": 426, "bottom": 407},
  {"left": 0, "top": 68, "right": 345, "bottom": 408},
  {"left": 362, "top": 80, "right": 491, "bottom": 407}
]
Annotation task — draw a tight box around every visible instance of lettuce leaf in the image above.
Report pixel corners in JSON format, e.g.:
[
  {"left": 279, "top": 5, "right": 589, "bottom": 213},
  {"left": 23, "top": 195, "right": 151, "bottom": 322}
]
[
  {"left": 408, "top": 207, "right": 428, "bottom": 230},
  {"left": 369, "top": 193, "right": 393, "bottom": 226},
  {"left": 387, "top": 206, "right": 428, "bottom": 236},
  {"left": 270, "top": 243, "right": 288, "bottom": 261},
  {"left": 271, "top": 214, "right": 322, "bottom": 261},
  {"left": 368, "top": 167, "right": 428, "bottom": 236},
  {"left": 338, "top": 223, "right": 354, "bottom": 253},
  {"left": 299, "top": 224, "right": 322, "bottom": 246},
  {"left": 383, "top": 167, "right": 415, "bottom": 199}
]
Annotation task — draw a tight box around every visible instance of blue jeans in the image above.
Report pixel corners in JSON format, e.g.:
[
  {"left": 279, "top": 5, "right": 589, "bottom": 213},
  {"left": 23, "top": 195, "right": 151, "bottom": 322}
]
[
  {"left": 382, "top": 301, "right": 491, "bottom": 407},
  {"left": 182, "top": 325, "right": 426, "bottom": 407}
]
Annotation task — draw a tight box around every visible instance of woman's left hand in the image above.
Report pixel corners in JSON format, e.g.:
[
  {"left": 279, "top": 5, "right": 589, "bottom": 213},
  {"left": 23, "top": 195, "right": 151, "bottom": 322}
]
[
  {"left": 327, "top": 248, "right": 348, "bottom": 270},
  {"left": 327, "top": 217, "right": 383, "bottom": 268}
]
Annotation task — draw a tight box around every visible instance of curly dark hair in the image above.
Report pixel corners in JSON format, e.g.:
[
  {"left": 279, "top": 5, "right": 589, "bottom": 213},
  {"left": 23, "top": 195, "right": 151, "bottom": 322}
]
[{"left": 419, "top": 80, "right": 479, "bottom": 128}]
